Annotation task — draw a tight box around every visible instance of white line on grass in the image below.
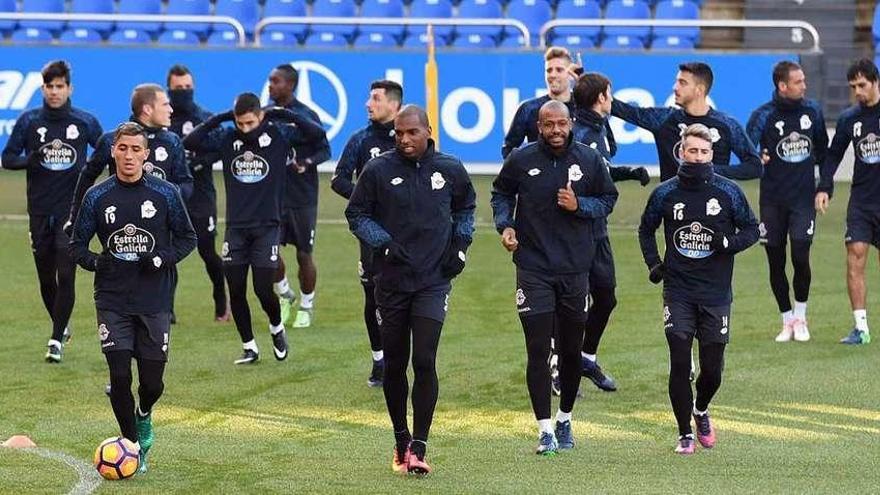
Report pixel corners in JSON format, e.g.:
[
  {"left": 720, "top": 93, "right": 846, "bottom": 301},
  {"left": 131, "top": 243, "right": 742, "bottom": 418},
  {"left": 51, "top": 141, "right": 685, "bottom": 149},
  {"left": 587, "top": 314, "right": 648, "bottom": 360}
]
[{"left": 30, "top": 448, "right": 101, "bottom": 495}]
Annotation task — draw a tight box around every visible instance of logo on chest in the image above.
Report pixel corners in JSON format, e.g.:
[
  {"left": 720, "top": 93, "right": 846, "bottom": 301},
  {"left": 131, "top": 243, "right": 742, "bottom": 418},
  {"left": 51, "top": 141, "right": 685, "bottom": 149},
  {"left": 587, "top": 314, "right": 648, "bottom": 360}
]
[
  {"left": 776, "top": 132, "right": 812, "bottom": 163},
  {"left": 431, "top": 172, "right": 446, "bottom": 190},
  {"left": 231, "top": 150, "right": 270, "bottom": 183},
  {"left": 856, "top": 133, "right": 880, "bottom": 164},
  {"left": 673, "top": 222, "right": 716, "bottom": 259},
  {"left": 107, "top": 223, "right": 155, "bottom": 261},
  {"left": 37, "top": 139, "right": 77, "bottom": 171}
]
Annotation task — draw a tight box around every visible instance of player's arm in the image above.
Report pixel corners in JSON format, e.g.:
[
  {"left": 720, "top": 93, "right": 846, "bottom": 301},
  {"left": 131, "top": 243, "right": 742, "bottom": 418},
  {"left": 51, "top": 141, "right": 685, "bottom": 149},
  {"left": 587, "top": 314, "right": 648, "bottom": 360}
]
[
  {"left": 572, "top": 153, "right": 618, "bottom": 219},
  {"left": 450, "top": 161, "right": 477, "bottom": 246},
  {"left": 817, "top": 113, "right": 851, "bottom": 198},
  {"left": 812, "top": 104, "right": 829, "bottom": 170},
  {"left": 70, "top": 133, "right": 112, "bottom": 224},
  {"left": 610, "top": 99, "right": 672, "bottom": 133},
  {"left": 715, "top": 117, "right": 763, "bottom": 180},
  {"left": 605, "top": 119, "right": 618, "bottom": 157},
  {"left": 717, "top": 186, "right": 760, "bottom": 254},
  {"left": 169, "top": 135, "right": 193, "bottom": 200},
  {"left": 68, "top": 188, "right": 101, "bottom": 271},
  {"left": 268, "top": 107, "right": 331, "bottom": 166},
  {"left": 345, "top": 164, "right": 392, "bottom": 248},
  {"left": 0, "top": 113, "right": 33, "bottom": 170},
  {"left": 638, "top": 189, "right": 664, "bottom": 269},
  {"left": 87, "top": 114, "right": 104, "bottom": 149},
  {"left": 490, "top": 150, "right": 521, "bottom": 232},
  {"left": 745, "top": 105, "right": 769, "bottom": 156},
  {"left": 165, "top": 186, "right": 198, "bottom": 264},
  {"left": 501, "top": 103, "right": 530, "bottom": 159},
  {"left": 182, "top": 111, "right": 233, "bottom": 154},
  {"left": 609, "top": 164, "right": 650, "bottom": 185},
  {"left": 330, "top": 133, "right": 362, "bottom": 199}
]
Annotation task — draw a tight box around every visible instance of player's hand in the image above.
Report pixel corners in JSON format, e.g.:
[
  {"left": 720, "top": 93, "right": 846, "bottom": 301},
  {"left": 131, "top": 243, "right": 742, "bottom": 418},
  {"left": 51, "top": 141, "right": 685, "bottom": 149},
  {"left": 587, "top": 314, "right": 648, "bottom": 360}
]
[
  {"left": 635, "top": 167, "right": 650, "bottom": 186},
  {"left": 207, "top": 111, "right": 234, "bottom": 127},
  {"left": 441, "top": 236, "right": 468, "bottom": 279},
  {"left": 557, "top": 181, "right": 578, "bottom": 212},
  {"left": 382, "top": 241, "right": 412, "bottom": 266},
  {"left": 648, "top": 262, "right": 665, "bottom": 284},
  {"left": 501, "top": 227, "right": 518, "bottom": 252},
  {"left": 761, "top": 149, "right": 770, "bottom": 165},
  {"left": 93, "top": 252, "right": 114, "bottom": 273},
  {"left": 138, "top": 253, "right": 165, "bottom": 272},
  {"left": 28, "top": 151, "right": 43, "bottom": 168},
  {"left": 710, "top": 231, "right": 730, "bottom": 252},
  {"left": 815, "top": 192, "right": 830, "bottom": 215}
]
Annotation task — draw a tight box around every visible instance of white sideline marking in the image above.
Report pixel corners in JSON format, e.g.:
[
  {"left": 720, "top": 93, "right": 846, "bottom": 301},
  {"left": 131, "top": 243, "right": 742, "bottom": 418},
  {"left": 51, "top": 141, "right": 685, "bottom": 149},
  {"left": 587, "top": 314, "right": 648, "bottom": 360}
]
[{"left": 29, "top": 448, "right": 102, "bottom": 495}]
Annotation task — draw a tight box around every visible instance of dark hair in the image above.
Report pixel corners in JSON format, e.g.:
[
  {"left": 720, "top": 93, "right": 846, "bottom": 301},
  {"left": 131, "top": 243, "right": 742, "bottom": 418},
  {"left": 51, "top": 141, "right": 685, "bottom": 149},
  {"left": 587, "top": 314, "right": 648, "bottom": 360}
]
[
  {"left": 112, "top": 121, "right": 148, "bottom": 145},
  {"left": 41, "top": 60, "right": 71, "bottom": 85},
  {"left": 370, "top": 80, "right": 403, "bottom": 104},
  {"left": 847, "top": 58, "right": 880, "bottom": 83},
  {"left": 131, "top": 83, "right": 164, "bottom": 118},
  {"left": 166, "top": 64, "right": 191, "bottom": 86},
  {"left": 274, "top": 64, "right": 299, "bottom": 91},
  {"left": 772, "top": 61, "right": 802, "bottom": 88},
  {"left": 573, "top": 72, "right": 611, "bottom": 109},
  {"left": 679, "top": 62, "right": 714, "bottom": 94},
  {"left": 233, "top": 92, "right": 262, "bottom": 116}
]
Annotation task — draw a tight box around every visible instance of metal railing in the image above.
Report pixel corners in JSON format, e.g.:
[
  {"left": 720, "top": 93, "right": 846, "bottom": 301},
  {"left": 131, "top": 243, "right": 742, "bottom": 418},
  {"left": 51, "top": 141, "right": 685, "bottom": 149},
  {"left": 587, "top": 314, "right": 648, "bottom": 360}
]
[
  {"left": 0, "top": 13, "right": 247, "bottom": 46},
  {"left": 254, "top": 16, "right": 530, "bottom": 47},
  {"left": 539, "top": 19, "right": 821, "bottom": 52}
]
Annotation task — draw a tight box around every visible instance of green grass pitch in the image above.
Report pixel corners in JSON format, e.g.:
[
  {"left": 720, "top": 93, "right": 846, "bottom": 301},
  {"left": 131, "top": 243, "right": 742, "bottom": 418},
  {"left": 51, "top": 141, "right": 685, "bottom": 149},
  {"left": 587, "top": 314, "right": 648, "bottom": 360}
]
[{"left": 0, "top": 172, "right": 878, "bottom": 494}]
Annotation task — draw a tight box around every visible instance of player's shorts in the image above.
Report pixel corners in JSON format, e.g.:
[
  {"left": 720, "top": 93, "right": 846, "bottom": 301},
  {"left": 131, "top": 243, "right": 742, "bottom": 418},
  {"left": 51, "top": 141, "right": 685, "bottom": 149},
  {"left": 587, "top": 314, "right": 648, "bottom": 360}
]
[
  {"left": 190, "top": 213, "right": 219, "bottom": 240},
  {"left": 280, "top": 206, "right": 317, "bottom": 253},
  {"left": 590, "top": 237, "right": 616, "bottom": 289},
  {"left": 358, "top": 241, "right": 376, "bottom": 286},
  {"left": 375, "top": 282, "right": 451, "bottom": 324},
  {"left": 663, "top": 299, "right": 731, "bottom": 345},
  {"left": 845, "top": 205, "right": 880, "bottom": 248},
  {"left": 96, "top": 310, "right": 171, "bottom": 361},
  {"left": 221, "top": 225, "right": 280, "bottom": 269},
  {"left": 29, "top": 214, "right": 69, "bottom": 257},
  {"left": 515, "top": 268, "right": 590, "bottom": 323},
  {"left": 759, "top": 203, "right": 815, "bottom": 246}
]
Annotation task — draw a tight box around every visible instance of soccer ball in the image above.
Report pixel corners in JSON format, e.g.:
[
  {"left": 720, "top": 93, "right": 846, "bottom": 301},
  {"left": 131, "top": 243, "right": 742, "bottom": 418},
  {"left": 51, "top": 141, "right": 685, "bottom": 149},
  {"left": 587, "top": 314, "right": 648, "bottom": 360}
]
[{"left": 93, "top": 436, "right": 140, "bottom": 480}]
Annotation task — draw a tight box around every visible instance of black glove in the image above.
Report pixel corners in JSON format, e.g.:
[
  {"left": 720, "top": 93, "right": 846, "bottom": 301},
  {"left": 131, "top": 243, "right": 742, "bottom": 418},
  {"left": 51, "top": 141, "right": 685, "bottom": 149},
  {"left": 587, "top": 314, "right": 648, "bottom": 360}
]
[
  {"left": 441, "top": 236, "right": 469, "bottom": 279},
  {"left": 635, "top": 167, "right": 650, "bottom": 186},
  {"left": 648, "top": 262, "right": 665, "bottom": 284},
  {"left": 92, "top": 252, "right": 114, "bottom": 273},
  {"left": 709, "top": 231, "right": 729, "bottom": 253},
  {"left": 138, "top": 252, "right": 167, "bottom": 273},
  {"left": 381, "top": 241, "right": 412, "bottom": 266},
  {"left": 264, "top": 106, "right": 293, "bottom": 121}
]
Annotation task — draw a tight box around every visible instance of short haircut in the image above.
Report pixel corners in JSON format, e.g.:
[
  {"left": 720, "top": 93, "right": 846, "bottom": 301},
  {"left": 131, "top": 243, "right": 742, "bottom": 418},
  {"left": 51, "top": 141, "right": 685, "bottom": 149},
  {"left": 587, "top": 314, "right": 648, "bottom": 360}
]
[
  {"left": 274, "top": 64, "right": 299, "bottom": 91},
  {"left": 539, "top": 100, "right": 570, "bottom": 119},
  {"left": 41, "top": 60, "right": 71, "bottom": 85},
  {"left": 544, "top": 46, "right": 572, "bottom": 63},
  {"left": 679, "top": 62, "right": 714, "bottom": 94},
  {"left": 681, "top": 123, "right": 712, "bottom": 144},
  {"left": 397, "top": 104, "right": 430, "bottom": 127},
  {"left": 166, "top": 64, "right": 191, "bottom": 86},
  {"left": 573, "top": 72, "right": 611, "bottom": 109},
  {"left": 233, "top": 92, "right": 262, "bottom": 116},
  {"left": 112, "top": 122, "right": 148, "bottom": 146},
  {"left": 130, "top": 83, "right": 164, "bottom": 118},
  {"left": 772, "top": 60, "right": 801, "bottom": 88},
  {"left": 370, "top": 80, "right": 403, "bottom": 103},
  {"left": 847, "top": 58, "right": 880, "bottom": 83}
]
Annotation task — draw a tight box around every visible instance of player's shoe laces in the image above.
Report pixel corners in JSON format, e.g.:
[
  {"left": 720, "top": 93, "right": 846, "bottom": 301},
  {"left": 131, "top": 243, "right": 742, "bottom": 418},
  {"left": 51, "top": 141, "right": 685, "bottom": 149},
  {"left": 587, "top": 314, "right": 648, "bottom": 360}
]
[
  {"left": 582, "top": 358, "right": 617, "bottom": 392},
  {"left": 391, "top": 444, "right": 409, "bottom": 474},
  {"left": 792, "top": 319, "right": 810, "bottom": 342},
  {"left": 693, "top": 412, "right": 716, "bottom": 448},
  {"left": 535, "top": 431, "right": 558, "bottom": 456},
  {"left": 136, "top": 410, "right": 154, "bottom": 474},
  {"left": 674, "top": 435, "right": 695, "bottom": 455},
  {"left": 550, "top": 356, "right": 561, "bottom": 397},
  {"left": 271, "top": 329, "right": 288, "bottom": 361},
  {"left": 554, "top": 420, "right": 574, "bottom": 450},
  {"left": 234, "top": 349, "right": 259, "bottom": 365},
  {"left": 293, "top": 308, "right": 313, "bottom": 328},
  {"left": 368, "top": 359, "right": 384, "bottom": 387},
  {"left": 775, "top": 321, "right": 794, "bottom": 342},
  {"left": 840, "top": 328, "right": 870, "bottom": 345},
  {"left": 45, "top": 341, "right": 62, "bottom": 363}
]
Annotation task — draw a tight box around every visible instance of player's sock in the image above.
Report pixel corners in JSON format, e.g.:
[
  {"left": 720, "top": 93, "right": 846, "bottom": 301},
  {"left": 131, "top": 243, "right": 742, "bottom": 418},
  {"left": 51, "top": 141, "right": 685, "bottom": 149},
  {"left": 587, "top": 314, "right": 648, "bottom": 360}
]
[
  {"left": 372, "top": 350, "right": 384, "bottom": 361},
  {"left": 243, "top": 339, "right": 259, "bottom": 352},
  {"left": 300, "top": 291, "right": 315, "bottom": 309},
  {"left": 793, "top": 302, "right": 807, "bottom": 321},
  {"left": 555, "top": 410, "right": 572, "bottom": 424},
  {"left": 273, "top": 277, "right": 295, "bottom": 300},
  {"left": 269, "top": 323, "right": 284, "bottom": 335},
  {"left": 782, "top": 310, "right": 794, "bottom": 325},
  {"left": 854, "top": 309, "right": 869, "bottom": 333},
  {"left": 692, "top": 406, "right": 707, "bottom": 416},
  {"left": 580, "top": 352, "right": 596, "bottom": 362},
  {"left": 537, "top": 418, "right": 553, "bottom": 435}
]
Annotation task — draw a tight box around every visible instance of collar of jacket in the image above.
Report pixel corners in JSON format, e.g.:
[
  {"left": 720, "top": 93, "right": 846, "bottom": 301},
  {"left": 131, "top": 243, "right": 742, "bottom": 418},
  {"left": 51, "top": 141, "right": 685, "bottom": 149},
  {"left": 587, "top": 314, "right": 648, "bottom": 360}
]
[
  {"left": 42, "top": 99, "right": 72, "bottom": 121},
  {"left": 677, "top": 162, "right": 715, "bottom": 189},
  {"left": 369, "top": 119, "right": 395, "bottom": 135},
  {"left": 130, "top": 116, "right": 164, "bottom": 134},
  {"left": 537, "top": 132, "right": 575, "bottom": 157},
  {"left": 397, "top": 139, "right": 436, "bottom": 166},
  {"left": 772, "top": 91, "right": 804, "bottom": 111},
  {"left": 574, "top": 107, "right": 606, "bottom": 130}
]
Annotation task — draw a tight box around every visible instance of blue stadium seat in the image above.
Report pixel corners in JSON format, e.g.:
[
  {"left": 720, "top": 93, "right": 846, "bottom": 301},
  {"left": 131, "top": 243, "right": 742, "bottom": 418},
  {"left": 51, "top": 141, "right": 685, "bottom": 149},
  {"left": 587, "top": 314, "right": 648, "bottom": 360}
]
[
  {"left": 401, "top": 31, "right": 451, "bottom": 48},
  {"left": 20, "top": 0, "right": 65, "bottom": 31},
  {"left": 408, "top": 0, "right": 453, "bottom": 39},
  {"left": 311, "top": 0, "right": 356, "bottom": 37},
  {"left": 600, "top": 34, "right": 645, "bottom": 49},
  {"left": 455, "top": 0, "right": 503, "bottom": 40},
  {"left": 603, "top": 0, "right": 651, "bottom": 41},
  {"left": 208, "top": 28, "right": 248, "bottom": 45},
  {"left": 353, "top": 31, "right": 400, "bottom": 48},
  {"left": 165, "top": 0, "right": 211, "bottom": 37},
  {"left": 69, "top": 0, "right": 114, "bottom": 33},
  {"left": 450, "top": 32, "right": 497, "bottom": 48},
  {"left": 0, "top": 0, "right": 18, "bottom": 33},
  {"left": 158, "top": 29, "right": 202, "bottom": 45},
  {"left": 360, "top": 0, "right": 404, "bottom": 37},
  {"left": 505, "top": 0, "right": 551, "bottom": 47},
  {"left": 11, "top": 27, "right": 54, "bottom": 43},
  {"left": 651, "top": 34, "right": 695, "bottom": 49},
  {"left": 549, "top": 0, "right": 601, "bottom": 43},
  {"left": 214, "top": 0, "right": 259, "bottom": 37},
  {"left": 303, "top": 31, "right": 350, "bottom": 47},
  {"left": 548, "top": 33, "right": 597, "bottom": 49},
  {"left": 108, "top": 28, "right": 152, "bottom": 44},
  {"left": 117, "top": 0, "right": 161, "bottom": 33},
  {"left": 653, "top": 0, "right": 699, "bottom": 42},
  {"left": 59, "top": 27, "right": 103, "bottom": 43},
  {"left": 260, "top": 0, "right": 307, "bottom": 37},
  {"left": 499, "top": 33, "right": 528, "bottom": 48},
  {"left": 257, "top": 28, "right": 301, "bottom": 47},
  {"left": 873, "top": 3, "right": 880, "bottom": 46}
]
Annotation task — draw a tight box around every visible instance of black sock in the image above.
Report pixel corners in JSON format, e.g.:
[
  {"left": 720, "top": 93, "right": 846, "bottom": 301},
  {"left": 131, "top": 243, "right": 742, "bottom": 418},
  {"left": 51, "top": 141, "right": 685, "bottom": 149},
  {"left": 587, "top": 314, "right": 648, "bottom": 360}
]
[
  {"left": 106, "top": 351, "right": 138, "bottom": 443},
  {"left": 791, "top": 241, "right": 811, "bottom": 304},
  {"left": 520, "top": 312, "right": 554, "bottom": 421},
  {"left": 583, "top": 288, "right": 616, "bottom": 355},
  {"left": 225, "top": 264, "right": 253, "bottom": 343},
  {"left": 666, "top": 332, "right": 694, "bottom": 437},
  {"left": 765, "top": 245, "right": 791, "bottom": 313}
]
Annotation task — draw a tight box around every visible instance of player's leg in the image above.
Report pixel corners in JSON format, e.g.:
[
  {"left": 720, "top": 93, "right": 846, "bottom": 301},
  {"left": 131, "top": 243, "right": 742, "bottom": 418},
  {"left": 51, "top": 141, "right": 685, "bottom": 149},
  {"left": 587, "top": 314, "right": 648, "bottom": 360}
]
[
  {"left": 761, "top": 205, "right": 794, "bottom": 341},
  {"left": 30, "top": 216, "right": 62, "bottom": 360},
  {"left": 363, "top": 280, "right": 384, "bottom": 387},
  {"left": 273, "top": 210, "right": 297, "bottom": 324},
  {"left": 664, "top": 300, "right": 697, "bottom": 454},
  {"left": 252, "top": 226, "right": 287, "bottom": 360},
  {"left": 553, "top": 272, "right": 589, "bottom": 450},
  {"left": 375, "top": 287, "right": 412, "bottom": 473},
  {"left": 46, "top": 223, "right": 76, "bottom": 362},
  {"left": 194, "top": 214, "right": 228, "bottom": 320},
  {"left": 788, "top": 207, "right": 815, "bottom": 341},
  {"left": 292, "top": 207, "right": 318, "bottom": 328},
  {"left": 582, "top": 237, "right": 618, "bottom": 391},
  {"left": 99, "top": 311, "right": 139, "bottom": 446},
  {"left": 841, "top": 207, "right": 872, "bottom": 344},
  {"left": 132, "top": 312, "right": 171, "bottom": 473},
  {"left": 691, "top": 303, "right": 730, "bottom": 449}
]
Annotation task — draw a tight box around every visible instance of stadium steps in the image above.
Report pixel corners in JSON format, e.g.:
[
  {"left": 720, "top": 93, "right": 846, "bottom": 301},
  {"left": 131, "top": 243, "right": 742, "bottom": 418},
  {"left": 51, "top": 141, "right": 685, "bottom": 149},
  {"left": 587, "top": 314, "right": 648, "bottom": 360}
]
[{"left": 698, "top": 0, "right": 745, "bottom": 50}]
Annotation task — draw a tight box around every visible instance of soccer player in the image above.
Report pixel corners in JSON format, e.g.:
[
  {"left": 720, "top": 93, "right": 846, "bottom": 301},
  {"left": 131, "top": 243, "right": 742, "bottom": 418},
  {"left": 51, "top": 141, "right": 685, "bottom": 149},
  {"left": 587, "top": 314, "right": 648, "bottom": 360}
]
[
  {"left": 183, "top": 93, "right": 325, "bottom": 364},
  {"left": 747, "top": 61, "right": 827, "bottom": 342},
  {"left": 69, "top": 122, "right": 197, "bottom": 473},
  {"left": 491, "top": 101, "right": 618, "bottom": 455},
  {"left": 331, "top": 80, "right": 403, "bottom": 388},
  {"left": 638, "top": 123, "right": 758, "bottom": 454},
  {"left": 266, "top": 64, "right": 331, "bottom": 328},
  {"left": 611, "top": 62, "right": 762, "bottom": 181},
  {"left": 816, "top": 58, "right": 880, "bottom": 345},
  {"left": 1, "top": 60, "right": 102, "bottom": 362},
  {"left": 345, "top": 105, "right": 475, "bottom": 475},
  {"left": 166, "top": 64, "right": 229, "bottom": 322},
  {"left": 568, "top": 72, "right": 650, "bottom": 392}
]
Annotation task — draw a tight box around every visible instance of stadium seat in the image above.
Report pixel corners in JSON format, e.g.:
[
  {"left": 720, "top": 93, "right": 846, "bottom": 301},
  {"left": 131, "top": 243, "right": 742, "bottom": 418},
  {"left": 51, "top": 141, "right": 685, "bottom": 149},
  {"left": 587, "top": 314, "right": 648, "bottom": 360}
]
[
  {"left": 408, "top": 0, "right": 453, "bottom": 39},
  {"left": 651, "top": 34, "right": 695, "bottom": 49},
  {"left": 208, "top": 28, "right": 250, "bottom": 45},
  {"left": 311, "top": 0, "right": 356, "bottom": 37},
  {"left": 11, "top": 27, "right": 54, "bottom": 43},
  {"left": 450, "top": 33, "right": 497, "bottom": 48},
  {"left": 360, "top": 0, "right": 404, "bottom": 37},
  {"left": 505, "top": 0, "right": 551, "bottom": 47},
  {"left": 653, "top": 0, "right": 699, "bottom": 42},
  {"left": 59, "top": 27, "right": 103, "bottom": 43},
  {"left": 401, "top": 31, "right": 451, "bottom": 48},
  {"left": 499, "top": 33, "right": 528, "bottom": 48},
  {"left": 257, "top": 28, "right": 300, "bottom": 47},
  {"left": 873, "top": 3, "right": 880, "bottom": 47},
  {"left": 455, "top": 0, "right": 503, "bottom": 40},
  {"left": 353, "top": 31, "right": 400, "bottom": 48},
  {"left": 165, "top": 0, "right": 211, "bottom": 37},
  {"left": 303, "top": 31, "right": 350, "bottom": 47},
  {"left": 68, "top": 0, "right": 114, "bottom": 33},
  {"left": 117, "top": 0, "right": 161, "bottom": 33},
  {"left": 549, "top": 0, "right": 601, "bottom": 44},
  {"left": 260, "top": 0, "right": 307, "bottom": 38},
  {"left": 108, "top": 28, "right": 152, "bottom": 44},
  {"left": 20, "top": 0, "right": 65, "bottom": 31},
  {"left": 603, "top": 0, "right": 651, "bottom": 41},
  {"left": 214, "top": 0, "right": 259, "bottom": 37},
  {"left": 600, "top": 34, "right": 645, "bottom": 50},
  {"left": 548, "top": 33, "right": 597, "bottom": 49},
  {"left": 0, "top": 0, "right": 18, "bottom": 34},
  {"left": 158, "top": 29, "right": 202, "bottom": 45}
]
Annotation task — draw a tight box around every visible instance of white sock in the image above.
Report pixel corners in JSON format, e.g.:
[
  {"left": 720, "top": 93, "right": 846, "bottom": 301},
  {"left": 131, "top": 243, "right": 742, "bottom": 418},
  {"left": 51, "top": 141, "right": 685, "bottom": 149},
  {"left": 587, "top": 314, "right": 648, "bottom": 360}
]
[
  {"left": 581, "top": 352, "right": 596, "bottom": 362},
  {"left": 133, "top": 441, "right": 141, "bottom": 452},
  {"left": 137, "top": 406, "right": 149, "bottom": 417},
  {"left": 273, "top": 277, "right": 290, "bottom": 296},
  {"left": 301, "top": 291, "right": 315, "bottom": 309},
  {"left": 782, "top": 310, "right": 794, "bottom": 325},
  {"left": 693, "top": 406, "right": 707, "bottom": 416},
  {"left": 537, "top": 419, "right": 554, "bottom": 435},
  {"left": 371, "top": 350, "right": 384, "bottom": 361},
  {"left": 555, "top": 410, "right": 572, "bottom": 424},
  {"left": 793, "top": 302, "right": 807, "bottom": 321},
  {"left": 269, "top": 323, "right": 285, "bottom": 336},
  {"left": 854, "top": 309, "right": 869, "bottom": 332},
  {"left": 242, "top": 339, "right": 259, "bottom": 352},
  {"left": 47, "top": 339, "right": 62, "bottom": 348}
]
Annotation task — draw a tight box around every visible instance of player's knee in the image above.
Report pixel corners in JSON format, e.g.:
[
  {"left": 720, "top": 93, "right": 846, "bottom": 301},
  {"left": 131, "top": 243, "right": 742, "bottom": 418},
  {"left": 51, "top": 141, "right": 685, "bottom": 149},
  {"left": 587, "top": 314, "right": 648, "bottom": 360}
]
[
  {"left": 411, "top": 352, "right": 437, "bottom": 376},
  {"left": 592, "top": 289, "right": 617, "bottom": 314}
]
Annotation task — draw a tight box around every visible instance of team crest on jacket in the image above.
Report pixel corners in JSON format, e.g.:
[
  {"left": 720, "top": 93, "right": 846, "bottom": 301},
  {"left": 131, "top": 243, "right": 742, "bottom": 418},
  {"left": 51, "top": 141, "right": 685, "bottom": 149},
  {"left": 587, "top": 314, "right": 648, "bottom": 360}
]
[
  {"left": 776, "top": 132, "right": 812, "bottom": 163},
  {"left": 183, "top": 121, "right": 194, "bottom": 135},
  {"left": 391, "top": 177, "right": 403, "bottom": 186},
  {"left": 708, "top": 128, "right": 721, "bottom": 143},
  {"left": 856, "top": 133, "right": 880, "bottom": 164},
  {"left": 431, "top": 172, "right": 446, "bottom": 190},
  {"left": 231, "top": 151, "right": 269, "bottom": 183},
  {"left": 108, "top": 223, "right": 155, "bottom": 261},
  {"left": 154, "top": 146, "right": 168, "bottom": 162},
  {"left": 258, "top": 132, "right": 272, "bottom": 148},
  {"left": 568, "top": 164, "right": 583, "bottom": 182},
  {"left": 800, "top": 114, "right": 812, "bottom": 130},
  {"left": 66, "top": 124, "right": 79, "bottom": 140},
  {"left": 98, "top": 323, "right": 109, "bottom": 341},
  {"left": 706, "top": 198, "right": 721, "bottom": 216},
  {"left": 38, "top": 139, "right": 77, "bottom": 171},
  {"left": 515, "top": 288, "right": 526, "bottom": 306},
  {"left": 673, "top": 222, "right": 715, "bottom": 259},
  {"left": 528, "top": 168, "right": 541, "bottom": 176},
  {"left": 141, "top": 200, "right": 157, "bottom": 219}
]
